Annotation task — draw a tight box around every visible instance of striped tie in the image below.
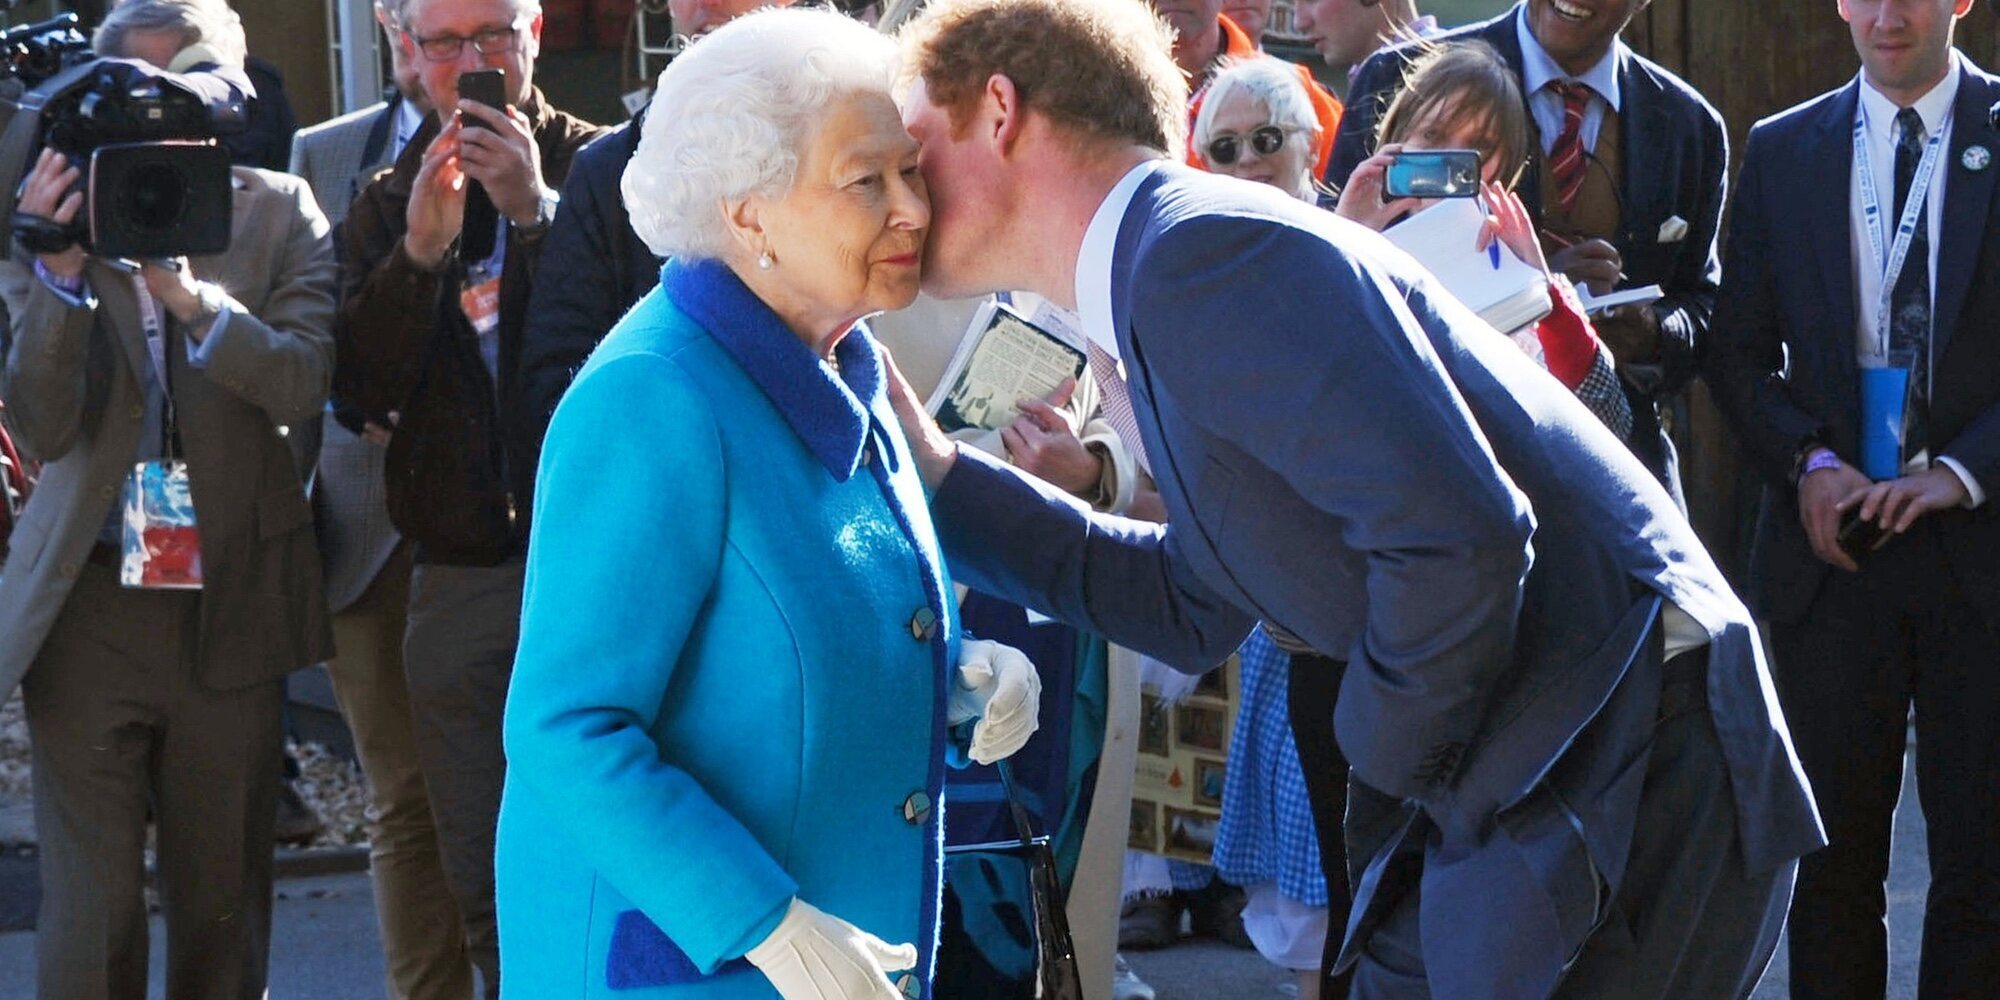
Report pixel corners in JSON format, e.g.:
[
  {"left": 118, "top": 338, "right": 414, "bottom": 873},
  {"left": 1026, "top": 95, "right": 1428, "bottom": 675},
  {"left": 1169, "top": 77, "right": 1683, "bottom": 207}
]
[{"left": 1547, "top": 80, "right": 1594, "bottom": 212}]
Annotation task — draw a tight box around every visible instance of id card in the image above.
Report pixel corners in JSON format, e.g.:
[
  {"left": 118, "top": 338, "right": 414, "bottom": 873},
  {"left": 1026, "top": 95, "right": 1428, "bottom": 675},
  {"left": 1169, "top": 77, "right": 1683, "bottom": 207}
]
[{"left": 122, "top": 459, "right": 203, "bottom": 589}]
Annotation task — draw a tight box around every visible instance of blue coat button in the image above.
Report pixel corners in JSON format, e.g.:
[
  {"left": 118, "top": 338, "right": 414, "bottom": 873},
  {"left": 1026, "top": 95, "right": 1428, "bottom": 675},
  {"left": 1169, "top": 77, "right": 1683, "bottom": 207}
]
[
  {"left": 896, "top": 972, "right": 921, "bottom": 998},
  {"left": 908, "top": 606, "right": 937, "bottom": 642},
  {"left": 902, "top": 791, "right": 931, "bottom": 825}
]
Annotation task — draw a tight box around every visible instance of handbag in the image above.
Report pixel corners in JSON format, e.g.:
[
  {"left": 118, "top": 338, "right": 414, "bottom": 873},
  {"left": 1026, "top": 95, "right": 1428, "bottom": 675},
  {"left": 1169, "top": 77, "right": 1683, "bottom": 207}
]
[{"left": 935, "top": 759, "right": 1084, "bottom": 1000}]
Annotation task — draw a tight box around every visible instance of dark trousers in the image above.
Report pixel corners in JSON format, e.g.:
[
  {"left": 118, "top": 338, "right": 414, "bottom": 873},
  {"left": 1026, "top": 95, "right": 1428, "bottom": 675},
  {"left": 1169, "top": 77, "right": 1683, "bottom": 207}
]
[
  {"left": 23, "top": 562, "right": 284, "bottom": 1000},
  {"left": 1341, "top": 648, "right": 1792, "bottom": 999},
  {"left": 403, "top": 558, "right": 526, "bottom": 1000},
  {"left": 1768, "top": 524, "right": 2000, "bottom": 1000},
  {"left": 1287, "top": 652, "right": 1356, "bottom": 1000}
]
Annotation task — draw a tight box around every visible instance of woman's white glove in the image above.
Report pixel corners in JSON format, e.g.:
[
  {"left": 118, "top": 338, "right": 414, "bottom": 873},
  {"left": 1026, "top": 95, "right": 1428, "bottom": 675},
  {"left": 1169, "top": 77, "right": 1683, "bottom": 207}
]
[
  {"left": 745, "top": 898, "right": 917, "bottom": 1000},
  {"left": 948, "top": 638, "right": 1042, "bottom": 764}
]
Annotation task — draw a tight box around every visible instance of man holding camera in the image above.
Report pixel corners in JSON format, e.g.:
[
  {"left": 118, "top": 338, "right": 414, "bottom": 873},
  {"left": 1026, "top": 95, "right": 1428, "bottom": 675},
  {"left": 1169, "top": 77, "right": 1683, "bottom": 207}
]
[
  {"left": 0, "top": 0, "right": 336, "bottom": 995},
  {"left": 335, "top": 0, "right": 602, "bottom": 993}
]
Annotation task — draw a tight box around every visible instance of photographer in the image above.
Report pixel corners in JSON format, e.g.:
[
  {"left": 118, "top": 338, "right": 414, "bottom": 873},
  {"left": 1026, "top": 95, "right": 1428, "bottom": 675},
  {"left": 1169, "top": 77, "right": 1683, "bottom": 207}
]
[
  {"left": 0, "top": 0, "right": 336, "bottom": 995},
  {"left": 334, "top": 0, "right": 602, "bottom": 993}
]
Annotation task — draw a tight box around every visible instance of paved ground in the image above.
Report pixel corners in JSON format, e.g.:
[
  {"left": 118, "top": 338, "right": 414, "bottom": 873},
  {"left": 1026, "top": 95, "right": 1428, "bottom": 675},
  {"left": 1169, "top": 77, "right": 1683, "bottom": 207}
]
[{"left": 0, "top": 756, "right": 1930, "bottom": 998}]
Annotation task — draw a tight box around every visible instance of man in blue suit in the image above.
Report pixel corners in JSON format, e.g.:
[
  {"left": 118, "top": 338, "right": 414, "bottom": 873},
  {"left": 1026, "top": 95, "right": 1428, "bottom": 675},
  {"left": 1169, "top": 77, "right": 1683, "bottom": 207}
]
[
  {"left": 895, "top": 0, "right": 1821, "bottom": 996},
  {"left": 1706, "top": 1, "right": 2000, "bottom": 996},
  {"left": 1330, "top": 0, "right": 1725, "bottom": 506}
]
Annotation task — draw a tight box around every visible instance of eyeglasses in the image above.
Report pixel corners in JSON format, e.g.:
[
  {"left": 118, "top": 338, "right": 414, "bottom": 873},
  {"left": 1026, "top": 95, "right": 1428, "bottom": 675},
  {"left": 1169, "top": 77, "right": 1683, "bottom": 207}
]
[
  {"left": 403, "top": 19, "right": 527, "bottom": 62},
  {"left": 1206, "top": 126, "right": 1290, "bottom": 166}
]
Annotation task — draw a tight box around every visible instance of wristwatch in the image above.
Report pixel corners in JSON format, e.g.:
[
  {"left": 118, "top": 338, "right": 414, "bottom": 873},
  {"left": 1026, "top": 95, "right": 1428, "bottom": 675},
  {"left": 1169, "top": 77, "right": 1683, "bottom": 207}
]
[{"left": 515, "top": 190, "right": 559, "bottom": 239}]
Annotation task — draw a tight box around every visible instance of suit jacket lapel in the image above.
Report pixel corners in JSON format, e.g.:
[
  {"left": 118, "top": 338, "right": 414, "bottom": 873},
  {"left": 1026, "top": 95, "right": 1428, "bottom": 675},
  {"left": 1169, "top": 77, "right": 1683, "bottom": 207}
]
[
  {"left": 1931, "top": 65, "right": 1998, "bottom": 362},
  {"left": 1616, "top": 64, "right": 1676, "bottom": 249},
  {"left": 357, "top": 91, "right": 400, "bottom": 175},
  {"left": 1811, "top": 82, "right": 1861, "bottom": 380},
  {"left": 1482, "top": 8, "right": 1544, "bottom": 215},
  {"left": 87, "top": 260, "right": 152, "bottom": 387}
]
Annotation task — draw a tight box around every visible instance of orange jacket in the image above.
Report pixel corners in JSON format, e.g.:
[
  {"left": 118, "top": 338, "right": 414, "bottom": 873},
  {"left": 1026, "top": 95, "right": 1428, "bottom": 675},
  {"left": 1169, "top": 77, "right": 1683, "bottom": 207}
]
[{"left": 1186, "top": 16, "right": 1343, "bottom": 178}]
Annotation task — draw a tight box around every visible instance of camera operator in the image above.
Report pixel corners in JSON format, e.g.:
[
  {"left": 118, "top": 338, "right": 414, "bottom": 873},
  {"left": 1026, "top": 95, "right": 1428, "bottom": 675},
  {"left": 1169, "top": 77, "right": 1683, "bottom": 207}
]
[
  {"left": 335, "top": 0, "right": 603, "bottom": 993},
  {"left": 0, "top": 0, "right": 337, "bottom": 995}
]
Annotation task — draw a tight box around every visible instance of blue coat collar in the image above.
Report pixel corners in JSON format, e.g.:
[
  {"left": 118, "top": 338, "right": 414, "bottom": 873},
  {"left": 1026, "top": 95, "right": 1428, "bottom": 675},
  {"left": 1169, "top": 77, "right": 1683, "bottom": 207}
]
[{"left": 661, "top": 258, "right": 885, "bottom": 482}]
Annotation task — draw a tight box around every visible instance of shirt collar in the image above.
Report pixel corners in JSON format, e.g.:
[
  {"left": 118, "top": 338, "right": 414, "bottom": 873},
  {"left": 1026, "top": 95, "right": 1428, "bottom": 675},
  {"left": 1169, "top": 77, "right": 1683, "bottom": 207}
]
[
  {"left": 1856, "top": 50, "right": 1962, "bottom": 140},
  {"left": 1516, "top": 3, "right": 1623, "bottom": 111},
  {"left": 393, "top": 96, "right": 426, "bottom": 153},
  {"left": 661, "top": 257, "right": 885, "bottom": 482},
  {"left": 1075, "top": 159, "right": 1164, "bottom": 361}
]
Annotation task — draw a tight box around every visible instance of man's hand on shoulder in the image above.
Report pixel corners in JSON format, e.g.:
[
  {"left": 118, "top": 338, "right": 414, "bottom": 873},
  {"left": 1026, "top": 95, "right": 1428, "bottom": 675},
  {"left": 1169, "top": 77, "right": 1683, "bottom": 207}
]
[{"left": 456, "top": 100, "right": 551, "bottom": 228}]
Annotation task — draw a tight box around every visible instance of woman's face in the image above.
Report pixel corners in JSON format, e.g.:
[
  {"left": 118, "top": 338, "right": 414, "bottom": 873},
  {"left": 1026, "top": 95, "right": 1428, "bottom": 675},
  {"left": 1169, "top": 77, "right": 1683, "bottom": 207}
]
[
  {"left": 1398, "top": 95, "right": 1507, "bottom": 185},
  {"left": 754, "top": 90, "right": 929, "bottom": 335},
  {"left": 1204, "top": 91, "right": 1314, "bottom": 198}
]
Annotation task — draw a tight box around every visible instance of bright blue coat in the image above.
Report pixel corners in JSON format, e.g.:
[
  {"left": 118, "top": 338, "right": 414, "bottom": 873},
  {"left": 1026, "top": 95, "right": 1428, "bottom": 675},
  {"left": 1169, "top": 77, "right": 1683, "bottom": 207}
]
[{"left": 497, "top": 259, "right": 960, "bottom": 998}]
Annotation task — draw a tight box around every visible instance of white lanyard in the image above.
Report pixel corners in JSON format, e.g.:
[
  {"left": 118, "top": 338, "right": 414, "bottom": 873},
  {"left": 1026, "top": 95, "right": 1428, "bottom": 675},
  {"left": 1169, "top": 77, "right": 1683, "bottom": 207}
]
[
  {"left": 1854, "top": 110, "right": 1947, "bottom": 358},
  {"left": 132, "top": 273, "right": 171, "bottom": 401}
]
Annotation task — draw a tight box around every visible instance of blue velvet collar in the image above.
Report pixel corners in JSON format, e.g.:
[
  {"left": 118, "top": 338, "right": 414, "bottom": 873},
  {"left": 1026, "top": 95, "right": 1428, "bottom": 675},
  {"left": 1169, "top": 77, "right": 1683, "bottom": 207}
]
[{"left": 662, "top": 257, "right": 886, "bottom": 483}]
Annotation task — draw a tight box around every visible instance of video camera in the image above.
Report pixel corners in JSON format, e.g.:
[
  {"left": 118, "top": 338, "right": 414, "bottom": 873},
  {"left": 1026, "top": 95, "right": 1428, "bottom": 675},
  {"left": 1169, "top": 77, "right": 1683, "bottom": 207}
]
[{"left": 0, "top": 12, "right": 250, "bottom": 260}]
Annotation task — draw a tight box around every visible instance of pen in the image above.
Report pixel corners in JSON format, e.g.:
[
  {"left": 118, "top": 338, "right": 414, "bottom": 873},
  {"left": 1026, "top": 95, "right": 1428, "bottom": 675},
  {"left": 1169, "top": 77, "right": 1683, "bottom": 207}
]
[{"left": 1489, "top": 240, "right": 1502, "bottom": 270}]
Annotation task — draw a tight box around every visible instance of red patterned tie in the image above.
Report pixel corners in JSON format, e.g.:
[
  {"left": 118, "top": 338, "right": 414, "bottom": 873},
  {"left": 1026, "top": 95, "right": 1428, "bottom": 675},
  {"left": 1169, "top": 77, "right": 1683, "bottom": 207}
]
[{"left": 1547, "top": 80, "right": 1594, "bottom": 212}]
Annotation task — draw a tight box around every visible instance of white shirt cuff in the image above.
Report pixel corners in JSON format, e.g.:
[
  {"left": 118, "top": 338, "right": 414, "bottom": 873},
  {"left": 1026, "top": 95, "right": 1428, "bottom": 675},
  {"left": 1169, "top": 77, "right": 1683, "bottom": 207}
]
[{"left": 1936, "top": 455, "right": 1985, "bottom": 509}]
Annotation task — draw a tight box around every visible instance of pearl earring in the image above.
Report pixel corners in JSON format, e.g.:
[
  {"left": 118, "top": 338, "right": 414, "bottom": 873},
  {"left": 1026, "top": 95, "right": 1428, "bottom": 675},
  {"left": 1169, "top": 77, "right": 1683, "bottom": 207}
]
[{"left": 757, "top": 251, "right": 774, "bottom": 270}]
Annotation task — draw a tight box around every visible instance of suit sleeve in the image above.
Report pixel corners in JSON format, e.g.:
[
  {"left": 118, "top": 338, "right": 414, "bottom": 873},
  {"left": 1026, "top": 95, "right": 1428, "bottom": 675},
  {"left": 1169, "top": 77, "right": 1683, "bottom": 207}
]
[
  {"left": 503, "top": 351, "right": 798, "bottom": 973},
  {"left": 335, "top": 172, "right": 443, "bottom": 421},
  {"left": 1135, "top": 218, "right": 1534, "bottom": 801},
  {"left": 194, "top": 177, "right": 336, "bottom": 426},
  {"left": 0, "top": 249, "right": 97, "bottom": 462},
  {"left": 1324, "top": 51, "right": 1399, "bottom": 191},
  {"left": 1705, "top": 124, "right": 1825, "bottom": 488},
  {"left": 1648, "top": 103, "right": 1727, "bottom": 396},
  {"left": 931, "top": 446, "right": 1255, "bottom": 672}
]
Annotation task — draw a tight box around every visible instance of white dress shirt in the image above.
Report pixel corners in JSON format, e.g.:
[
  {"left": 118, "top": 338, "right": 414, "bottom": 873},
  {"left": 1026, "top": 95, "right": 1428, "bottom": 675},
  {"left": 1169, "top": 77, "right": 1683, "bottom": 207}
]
[
  {"left": 1517, "top": 6, "right": 1624, "bottom": 156},
  {"left": 1074, "top": 158, "right": 1164, "bottom": 361},
  {"left": 1846, "top": 56, "right": 1983, "bottom": 506}
]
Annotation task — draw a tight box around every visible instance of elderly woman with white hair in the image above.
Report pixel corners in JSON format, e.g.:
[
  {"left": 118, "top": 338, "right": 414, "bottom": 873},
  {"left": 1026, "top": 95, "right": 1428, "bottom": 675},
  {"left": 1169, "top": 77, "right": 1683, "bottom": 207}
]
[
  {"left": 1190, "top": 56, "right": 1325, "bottom": 204},
  {"left": 494, "top": 8, "right": 1040, "bottom": 1000}
]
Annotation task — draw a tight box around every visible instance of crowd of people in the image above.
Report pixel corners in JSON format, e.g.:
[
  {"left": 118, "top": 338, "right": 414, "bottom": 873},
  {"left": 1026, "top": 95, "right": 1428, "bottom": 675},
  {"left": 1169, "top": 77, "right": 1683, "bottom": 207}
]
[{"left": 0, "top": 0, "right": 1995, "bottom": 999}]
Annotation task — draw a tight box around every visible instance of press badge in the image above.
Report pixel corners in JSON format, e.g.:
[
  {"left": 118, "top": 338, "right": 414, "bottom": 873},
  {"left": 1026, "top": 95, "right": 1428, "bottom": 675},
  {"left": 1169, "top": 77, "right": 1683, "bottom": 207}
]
[{"left": 122, "top": 458, "right": 203, "bottom": 589}]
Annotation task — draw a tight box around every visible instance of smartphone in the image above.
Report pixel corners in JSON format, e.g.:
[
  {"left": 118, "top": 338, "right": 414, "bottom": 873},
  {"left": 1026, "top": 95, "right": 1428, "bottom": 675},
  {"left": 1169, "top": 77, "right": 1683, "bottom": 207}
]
[
  {"left": 1384, "top": 149, "right": 1482, "bottom": 199},
  {"left": 456, "top": 68, "right": 508, "bottom": 129},
  {"left": 1836, "top": 508, "right": 1891, "bottom": 561}
]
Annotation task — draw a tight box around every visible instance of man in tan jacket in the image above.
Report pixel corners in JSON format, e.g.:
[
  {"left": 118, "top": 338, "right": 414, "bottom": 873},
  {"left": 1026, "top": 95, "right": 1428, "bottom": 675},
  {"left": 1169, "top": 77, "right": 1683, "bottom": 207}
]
[{"left": 0, "top": 2, "right": 336, "bottom": 995}]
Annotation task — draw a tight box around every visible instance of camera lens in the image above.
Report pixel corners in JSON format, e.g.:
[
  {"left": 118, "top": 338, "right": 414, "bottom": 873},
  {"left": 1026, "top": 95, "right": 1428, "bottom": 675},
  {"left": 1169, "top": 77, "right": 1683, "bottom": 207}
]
[{"left": 118, "top": 160, "right": 188, "bottom": 232}]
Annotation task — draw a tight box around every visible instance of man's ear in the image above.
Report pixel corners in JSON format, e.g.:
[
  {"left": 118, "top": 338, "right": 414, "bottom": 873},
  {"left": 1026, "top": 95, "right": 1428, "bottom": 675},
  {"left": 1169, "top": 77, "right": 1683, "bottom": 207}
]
[{"left": 986, "top": 74, "right": 1025, "bottom": 154}]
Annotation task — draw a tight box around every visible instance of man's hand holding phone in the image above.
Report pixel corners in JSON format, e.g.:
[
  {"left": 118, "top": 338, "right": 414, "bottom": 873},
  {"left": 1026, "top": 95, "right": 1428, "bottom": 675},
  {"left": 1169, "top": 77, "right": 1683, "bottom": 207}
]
[
  {"left": 454, "top": 69, "right": 548, "bottom": 227},
  {"left": 1799, "top": 449, "right": 1871, "bottom": 572}
]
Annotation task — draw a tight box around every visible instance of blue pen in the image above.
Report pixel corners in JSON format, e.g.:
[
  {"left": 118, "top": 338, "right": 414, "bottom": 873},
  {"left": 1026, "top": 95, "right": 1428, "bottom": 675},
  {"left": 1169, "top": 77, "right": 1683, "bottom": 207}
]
[{"left": 1488, "top": 240, "right": 1502, "bottom": 270}]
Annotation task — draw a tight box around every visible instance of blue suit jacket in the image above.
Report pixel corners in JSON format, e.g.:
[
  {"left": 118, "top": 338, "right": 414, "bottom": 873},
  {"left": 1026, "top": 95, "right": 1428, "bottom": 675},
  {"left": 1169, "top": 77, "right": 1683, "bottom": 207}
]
[
  {"left": 932, "top": 165, "right": 1822, "bottom": 998},
  {"left": 1330, "top": 3, "right": 1727, "bottom": 494},
  {"left": 498, "top": 260, "right": 959, "bottom": 998},
  {"left": 1706, "top": 61, "right": 2000, "bottom": 630}
]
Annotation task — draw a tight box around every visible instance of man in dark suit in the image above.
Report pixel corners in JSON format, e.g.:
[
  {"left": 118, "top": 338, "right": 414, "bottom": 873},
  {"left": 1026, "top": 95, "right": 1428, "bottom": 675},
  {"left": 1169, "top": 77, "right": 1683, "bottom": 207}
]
[
  {"left": 895, "top": 0, "right": 1822, "bottom": 995},
  {"left": 1706, "top": 1, "right": 2000, "bottom": 996},
  {"left": 1331, "top": 0, "right": 1724, "bottom": 506}
]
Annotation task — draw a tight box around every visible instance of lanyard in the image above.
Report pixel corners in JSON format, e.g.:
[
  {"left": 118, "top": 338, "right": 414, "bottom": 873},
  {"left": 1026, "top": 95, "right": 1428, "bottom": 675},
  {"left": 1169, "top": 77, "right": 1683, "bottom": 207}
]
[
  {"left": 130, "top": 272, "right": 181, "bottom": 458},
  {"left": 1854, "top": 110, "right": 1947, "bottom": 357}
]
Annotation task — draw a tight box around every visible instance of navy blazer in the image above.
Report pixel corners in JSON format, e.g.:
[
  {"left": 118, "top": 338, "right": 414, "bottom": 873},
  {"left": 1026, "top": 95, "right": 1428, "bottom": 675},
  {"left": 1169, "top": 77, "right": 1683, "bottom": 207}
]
[
  {"left": 1330, "top": 4, "right": 1727, "bottom": 493},
  {"left": 1706, "top": 61, "right": 2000, "bottom": 630},
  {"left": 931, "top": 164, "right": 1821, "bottom": 998}
]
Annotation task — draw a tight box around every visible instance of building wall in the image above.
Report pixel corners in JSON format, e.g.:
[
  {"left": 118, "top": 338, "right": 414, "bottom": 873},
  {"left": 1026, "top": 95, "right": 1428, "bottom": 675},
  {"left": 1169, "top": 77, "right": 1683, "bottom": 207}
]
[{"left": 239, "top": 0, "right": 334, "bottom": 126}]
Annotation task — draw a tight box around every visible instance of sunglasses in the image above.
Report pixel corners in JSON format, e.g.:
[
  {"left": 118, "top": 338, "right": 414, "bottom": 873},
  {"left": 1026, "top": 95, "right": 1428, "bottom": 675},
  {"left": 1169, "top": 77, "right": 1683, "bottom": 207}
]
[{"left": 1206, "top": 126, "right": 1290, "bottom": 166}]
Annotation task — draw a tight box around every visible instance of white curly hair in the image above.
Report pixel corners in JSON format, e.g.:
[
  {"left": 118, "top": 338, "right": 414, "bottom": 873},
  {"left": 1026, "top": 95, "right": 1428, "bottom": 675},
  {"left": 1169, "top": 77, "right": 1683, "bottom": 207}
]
[{"left": 622, "top": 6, "right": 900, "bottom": 261}]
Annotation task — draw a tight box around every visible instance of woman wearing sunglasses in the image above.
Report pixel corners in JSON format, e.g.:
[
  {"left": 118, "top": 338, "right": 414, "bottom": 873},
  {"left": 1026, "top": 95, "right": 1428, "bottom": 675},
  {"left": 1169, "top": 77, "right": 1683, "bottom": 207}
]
[{"left": 1189, "top": 57, "right": 1325, "bottom": 204}]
